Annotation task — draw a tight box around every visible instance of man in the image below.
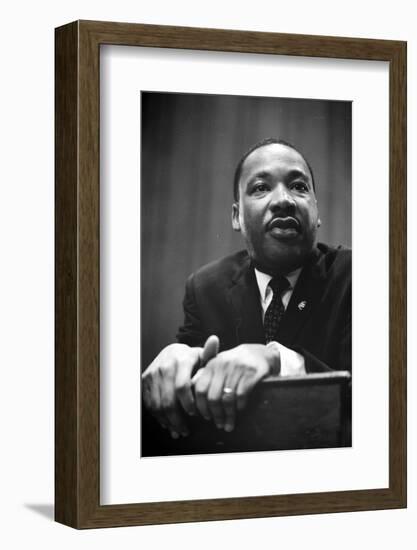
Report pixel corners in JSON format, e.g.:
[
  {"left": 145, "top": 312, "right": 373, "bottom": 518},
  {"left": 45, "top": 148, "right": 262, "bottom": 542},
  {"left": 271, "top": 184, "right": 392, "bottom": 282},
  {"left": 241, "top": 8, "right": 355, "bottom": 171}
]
[{"left": 142, "top": 138, "right": 351, "bottom": 440}]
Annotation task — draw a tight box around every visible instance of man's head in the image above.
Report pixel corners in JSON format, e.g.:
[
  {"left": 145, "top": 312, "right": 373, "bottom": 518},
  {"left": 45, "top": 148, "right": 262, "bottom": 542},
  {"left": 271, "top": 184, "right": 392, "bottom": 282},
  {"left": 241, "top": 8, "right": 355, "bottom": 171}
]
[{"left": 232, "top": 138, "right": 321, "bottom": 275}]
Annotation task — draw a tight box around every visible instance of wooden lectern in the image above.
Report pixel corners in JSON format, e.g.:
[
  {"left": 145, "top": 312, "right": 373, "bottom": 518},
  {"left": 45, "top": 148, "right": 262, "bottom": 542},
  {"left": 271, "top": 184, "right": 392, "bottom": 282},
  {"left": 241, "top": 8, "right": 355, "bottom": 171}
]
[{"left": 141, "top": 371, "right": 351, "bottom": 457}]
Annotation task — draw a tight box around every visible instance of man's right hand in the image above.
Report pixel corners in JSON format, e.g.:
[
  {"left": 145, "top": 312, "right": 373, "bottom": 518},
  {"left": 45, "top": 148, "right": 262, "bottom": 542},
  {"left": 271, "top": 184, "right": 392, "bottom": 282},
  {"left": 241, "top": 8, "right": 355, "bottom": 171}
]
[{"left": 141, "top": 335, "right": 219, "bottom": 438}]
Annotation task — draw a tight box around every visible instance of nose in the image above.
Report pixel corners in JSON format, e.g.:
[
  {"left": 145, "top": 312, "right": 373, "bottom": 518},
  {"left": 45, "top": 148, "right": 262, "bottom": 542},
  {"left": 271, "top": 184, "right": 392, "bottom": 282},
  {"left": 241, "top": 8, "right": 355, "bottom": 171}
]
[{"left": 269, "top": 183, "right": 296, "bottom": 211}]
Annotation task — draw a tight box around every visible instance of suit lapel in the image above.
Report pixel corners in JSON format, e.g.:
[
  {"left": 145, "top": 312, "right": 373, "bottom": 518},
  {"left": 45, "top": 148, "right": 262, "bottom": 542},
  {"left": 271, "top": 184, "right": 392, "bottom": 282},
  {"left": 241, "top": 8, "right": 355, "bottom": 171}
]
[
  {"left": 227, "top": 257, "right": 265, "bottom": 345},
  {"left": 225, "top": 246, "right": 328, "bottom": 347},
  {"left": 278, "top": 247, "right": 327, "bottom": 345}
]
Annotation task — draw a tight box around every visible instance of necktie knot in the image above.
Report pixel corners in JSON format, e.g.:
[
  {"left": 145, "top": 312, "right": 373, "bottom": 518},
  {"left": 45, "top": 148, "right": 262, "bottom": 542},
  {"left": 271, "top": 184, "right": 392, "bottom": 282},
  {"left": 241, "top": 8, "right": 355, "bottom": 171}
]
[{"left": 269, "top": 276, "right": 290, "bottom": 295}]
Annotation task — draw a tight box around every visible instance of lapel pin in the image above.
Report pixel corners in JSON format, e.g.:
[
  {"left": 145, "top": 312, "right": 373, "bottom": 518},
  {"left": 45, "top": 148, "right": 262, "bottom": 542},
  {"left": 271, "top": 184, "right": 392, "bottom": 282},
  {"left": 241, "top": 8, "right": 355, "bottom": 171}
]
[{"left": 298, "top": 300, "right": 307, "bottom": 311}]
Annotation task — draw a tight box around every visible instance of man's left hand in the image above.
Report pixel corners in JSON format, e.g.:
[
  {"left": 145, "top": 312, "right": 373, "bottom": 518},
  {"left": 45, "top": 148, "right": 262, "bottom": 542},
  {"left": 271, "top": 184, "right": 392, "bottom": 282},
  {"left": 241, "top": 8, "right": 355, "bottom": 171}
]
[{"left": 191, "top": 344, "right": 279, "bottom": 433}]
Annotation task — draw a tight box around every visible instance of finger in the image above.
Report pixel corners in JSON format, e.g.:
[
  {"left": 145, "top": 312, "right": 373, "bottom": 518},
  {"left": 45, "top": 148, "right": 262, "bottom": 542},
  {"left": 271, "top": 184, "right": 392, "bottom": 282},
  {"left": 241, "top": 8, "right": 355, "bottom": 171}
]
[
  {"left": 191, "top": 368, "right": 203, "bottom": 385},
  {"left": 206, "top": 359, "right": 228, "bottom": 429},
  {"left": 142, "top": 373, "right": 168, "bottom": 430},
  {"left": 175, "top": 354, "right": 199, "bottom": 416},
  {"left": 144, "top": 371, "right": 162, "bottom": 416},
  {"left": 236, "top": 372, "right": 258, "bottom": 412},
  {"left": 188, "top": 336, "right": 219, "bottom": 416},
  {"left": 141, "top": 374, "right": 153, "bottom": 410},
  {"left": 152, "top": 408, "right": 170, "bottom": 432},
  {"left": 191, "top": 368, "right": 204, "bottom": 397},
  {"left": 222, "top": 368, "right": 244, "bottom": 432},
  {"left": 158, "top": 364, "right": 189, "bottom": 438},
  {"left": 200, "top": 335, "right": 220, "bottom": 366},
  {"left": 193, "top": 367, "right": 213, "bottom": 420}
]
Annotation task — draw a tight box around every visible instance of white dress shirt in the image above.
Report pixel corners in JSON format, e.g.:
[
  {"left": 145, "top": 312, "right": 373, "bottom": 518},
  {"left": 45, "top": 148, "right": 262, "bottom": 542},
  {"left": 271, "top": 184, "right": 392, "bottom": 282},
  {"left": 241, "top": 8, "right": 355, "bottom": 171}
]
[{"left": 254, "top": 268, "right": 306, "bottom": 376}]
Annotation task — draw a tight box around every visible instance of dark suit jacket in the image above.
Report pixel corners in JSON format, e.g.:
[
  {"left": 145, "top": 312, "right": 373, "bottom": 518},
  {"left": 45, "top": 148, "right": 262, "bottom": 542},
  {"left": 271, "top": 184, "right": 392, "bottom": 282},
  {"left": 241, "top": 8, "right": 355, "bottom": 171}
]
[{"left": 176, "top": 243, "right": 351, "bottom": 373}]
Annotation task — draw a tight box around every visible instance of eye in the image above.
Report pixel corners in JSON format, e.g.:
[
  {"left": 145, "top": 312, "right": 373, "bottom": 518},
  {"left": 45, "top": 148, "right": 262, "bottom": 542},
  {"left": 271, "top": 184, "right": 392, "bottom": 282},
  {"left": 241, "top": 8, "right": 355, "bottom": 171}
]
[
  {"left": 291, "top": 181, "right": 309, "bottom": 192},
  {"left": 251, "top": 181, "right": 270, "bottom": 194}
]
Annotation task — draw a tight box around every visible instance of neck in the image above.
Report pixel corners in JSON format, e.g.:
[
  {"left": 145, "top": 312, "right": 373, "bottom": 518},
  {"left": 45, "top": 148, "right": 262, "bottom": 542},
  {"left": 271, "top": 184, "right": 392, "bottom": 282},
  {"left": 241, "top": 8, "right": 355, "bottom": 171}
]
[{"left": 251, "top": 248, "right": 317, "bottom": 277}]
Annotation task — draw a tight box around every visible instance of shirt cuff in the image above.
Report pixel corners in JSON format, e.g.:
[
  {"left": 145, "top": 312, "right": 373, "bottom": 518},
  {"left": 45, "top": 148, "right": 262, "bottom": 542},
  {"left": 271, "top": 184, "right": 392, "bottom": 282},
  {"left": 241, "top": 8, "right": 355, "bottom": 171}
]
[{"left": 267, "top": 341, "right": 306, "bottom": 376}]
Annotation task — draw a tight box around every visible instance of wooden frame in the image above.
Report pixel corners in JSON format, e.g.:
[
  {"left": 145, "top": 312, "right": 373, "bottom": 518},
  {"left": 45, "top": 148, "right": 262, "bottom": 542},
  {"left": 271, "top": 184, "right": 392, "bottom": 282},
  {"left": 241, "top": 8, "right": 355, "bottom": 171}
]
[{"left": 55, "top": 20, "right": 406, "bottom": 528}]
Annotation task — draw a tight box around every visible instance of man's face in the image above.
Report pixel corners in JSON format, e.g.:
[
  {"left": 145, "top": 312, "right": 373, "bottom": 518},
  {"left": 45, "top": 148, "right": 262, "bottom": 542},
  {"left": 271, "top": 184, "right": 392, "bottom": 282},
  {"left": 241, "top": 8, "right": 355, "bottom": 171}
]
[{"left": 232, "top": 143, "right": 320, "bottom": 274}]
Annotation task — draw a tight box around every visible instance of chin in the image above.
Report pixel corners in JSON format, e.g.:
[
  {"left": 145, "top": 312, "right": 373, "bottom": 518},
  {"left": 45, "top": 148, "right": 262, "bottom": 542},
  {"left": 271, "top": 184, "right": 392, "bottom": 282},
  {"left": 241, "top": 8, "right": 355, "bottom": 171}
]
[{"left": 258, "top": 245, "right": 312, "bottom": 274}]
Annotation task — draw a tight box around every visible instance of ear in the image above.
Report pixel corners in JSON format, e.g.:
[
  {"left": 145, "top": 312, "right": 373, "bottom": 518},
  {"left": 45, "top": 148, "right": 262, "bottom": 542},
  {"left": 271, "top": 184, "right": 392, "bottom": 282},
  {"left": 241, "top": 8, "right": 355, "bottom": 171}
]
[{"left": 232, "top": 203, "right": 241, "bottom": 232}]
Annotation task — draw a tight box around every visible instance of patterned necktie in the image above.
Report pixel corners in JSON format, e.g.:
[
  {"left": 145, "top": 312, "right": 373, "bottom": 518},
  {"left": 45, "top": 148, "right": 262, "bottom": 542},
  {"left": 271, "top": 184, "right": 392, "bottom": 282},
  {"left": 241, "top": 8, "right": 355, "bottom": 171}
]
[{"left": 264, "top": 276, "right": 290, "bottom": 343}]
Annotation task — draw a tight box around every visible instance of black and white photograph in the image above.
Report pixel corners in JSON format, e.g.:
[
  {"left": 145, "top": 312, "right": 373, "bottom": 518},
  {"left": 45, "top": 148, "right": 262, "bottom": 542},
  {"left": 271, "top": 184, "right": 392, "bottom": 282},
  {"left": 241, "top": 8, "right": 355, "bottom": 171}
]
[{"left": 140, "top": 91, "right": 352, "bottom": 457}]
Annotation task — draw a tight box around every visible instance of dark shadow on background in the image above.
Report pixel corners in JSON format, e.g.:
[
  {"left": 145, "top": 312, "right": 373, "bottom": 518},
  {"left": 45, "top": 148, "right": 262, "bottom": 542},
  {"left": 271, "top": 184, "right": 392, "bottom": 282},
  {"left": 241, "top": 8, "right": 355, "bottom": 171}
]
[
  {"left": 141, "top": 91, "right": 352, "bottom": 368},
  {"left": 24, "top": 503, "right": 54, "bottom": 521}
]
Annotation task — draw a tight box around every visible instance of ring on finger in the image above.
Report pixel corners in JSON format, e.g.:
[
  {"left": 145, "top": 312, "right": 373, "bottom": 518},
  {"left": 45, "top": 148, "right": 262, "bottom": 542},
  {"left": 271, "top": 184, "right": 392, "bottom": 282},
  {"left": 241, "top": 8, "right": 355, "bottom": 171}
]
[{"left": 222, "top": 386, "right": 235, "bottom": 401}]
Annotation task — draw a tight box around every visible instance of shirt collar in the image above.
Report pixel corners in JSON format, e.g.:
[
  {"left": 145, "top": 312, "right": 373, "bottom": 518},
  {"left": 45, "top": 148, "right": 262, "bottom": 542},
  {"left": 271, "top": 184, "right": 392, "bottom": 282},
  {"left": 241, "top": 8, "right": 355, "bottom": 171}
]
[{"left": 254, "top": 267, "right": 302, "bottom": 302}]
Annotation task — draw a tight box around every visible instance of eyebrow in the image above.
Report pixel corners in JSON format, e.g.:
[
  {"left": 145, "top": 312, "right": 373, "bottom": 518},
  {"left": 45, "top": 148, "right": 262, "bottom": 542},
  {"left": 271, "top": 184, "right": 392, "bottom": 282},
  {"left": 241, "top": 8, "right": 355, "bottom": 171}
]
[
  {"left": 247, "top": 169, "right": 311, "bottom": 184},
  {"left": 248, "top": 171, "right": 271, "bottom": 181},
  {"left": 286, "top": 169, "right": 310, "bottom": 182}
]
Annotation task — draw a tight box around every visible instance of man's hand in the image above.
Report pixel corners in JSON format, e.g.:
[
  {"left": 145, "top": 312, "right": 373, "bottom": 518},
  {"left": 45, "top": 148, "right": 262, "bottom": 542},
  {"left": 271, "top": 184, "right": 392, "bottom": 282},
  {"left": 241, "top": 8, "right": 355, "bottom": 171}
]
[
  {"left": 192, "top": 344, "right": 279, "bottom": 433},
  {"left": 141, "top": 336, "right": 219, "bottom": 438}
]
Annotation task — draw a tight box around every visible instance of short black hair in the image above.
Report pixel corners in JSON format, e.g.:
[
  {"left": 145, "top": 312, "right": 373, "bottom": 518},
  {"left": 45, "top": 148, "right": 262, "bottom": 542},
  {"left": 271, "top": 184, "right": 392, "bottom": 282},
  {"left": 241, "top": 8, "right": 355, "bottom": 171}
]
[{"left": 233, "top": 138, "right": 316, "bottom": 201}]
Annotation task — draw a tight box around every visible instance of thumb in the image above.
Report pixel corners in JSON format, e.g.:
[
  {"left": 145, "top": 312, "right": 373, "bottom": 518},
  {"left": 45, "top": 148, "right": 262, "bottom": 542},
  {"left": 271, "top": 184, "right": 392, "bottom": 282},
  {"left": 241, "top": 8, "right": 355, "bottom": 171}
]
[{"left": 200, "top": 335, "right": 220, "bottom": 366}]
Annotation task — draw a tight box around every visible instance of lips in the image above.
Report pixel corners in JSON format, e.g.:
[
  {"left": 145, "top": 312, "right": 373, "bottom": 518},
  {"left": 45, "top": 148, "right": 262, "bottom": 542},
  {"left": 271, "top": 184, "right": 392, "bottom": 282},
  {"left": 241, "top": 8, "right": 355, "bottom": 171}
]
[
  {"left": 266, "top": 216, "right": 301, "bottom": 240},
  {"left": 268, "top": 217, "right": 300, "bottom": 231}
]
